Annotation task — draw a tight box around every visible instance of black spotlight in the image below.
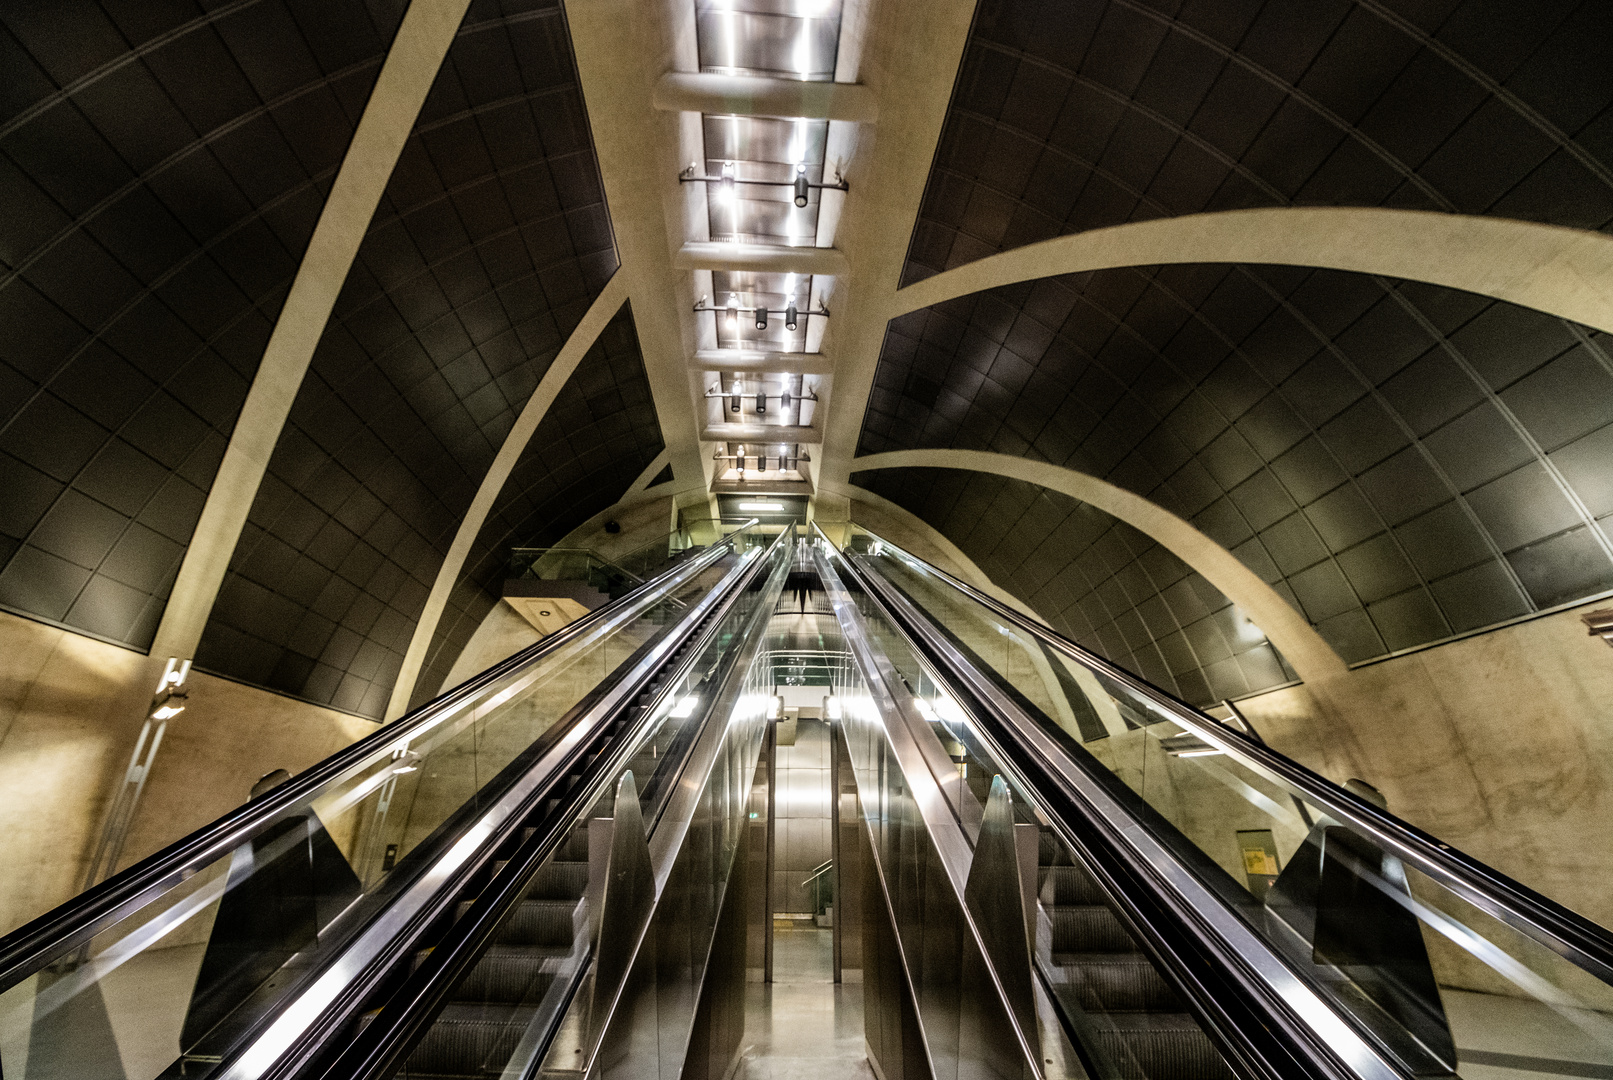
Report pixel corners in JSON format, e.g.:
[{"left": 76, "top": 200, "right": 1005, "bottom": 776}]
[
  {"left": 756, "top": 391, "right": 767, "bottom": 415},
  {"left": 755, "top": 306, "right": 768, "bottom": 330},
  {"left": 785, "top": 302, "right": 798, "bottom": 331},
  {"left": 793, "top": 173, "right": 809, "bottom": 208},
  {"left": 729, "top": 379, "right": 740, "bottom": 412}
]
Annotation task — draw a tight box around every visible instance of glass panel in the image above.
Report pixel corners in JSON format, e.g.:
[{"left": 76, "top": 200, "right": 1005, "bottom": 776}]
[
  {"left": 818, "top": 534, "right": 1231, "bottom": 1080},
  {"left": 0, "top": 541, "right": 752, "bottom": 1080},
  {"left": 845, "top": 526, "right": 1613, "bottom": 1079}
]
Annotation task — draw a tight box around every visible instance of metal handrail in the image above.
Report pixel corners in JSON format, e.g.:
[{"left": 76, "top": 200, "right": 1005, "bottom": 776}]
[
  {"left": 835, "top": 522, "right": 1613, "bottom": 987},
  {"left": 318, "top": 524, "right": 795, "bottom": 1080},
  {"left": 817, "top": 526, "right": 1393, "bottom": 1080},
  {"left": 0, "top": 523, "right": 758, "bottom": 992}
]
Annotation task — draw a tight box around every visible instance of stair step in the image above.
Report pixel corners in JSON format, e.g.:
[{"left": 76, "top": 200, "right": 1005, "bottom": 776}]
[
  {"left": 1044, "top": 864, "right": 1109, "bottom": 906},
  {"left": 455, "top": 898, "right": 580, "bottom": 948}
]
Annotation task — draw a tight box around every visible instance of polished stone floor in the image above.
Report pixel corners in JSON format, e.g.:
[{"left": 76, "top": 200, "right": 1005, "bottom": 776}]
[{"left": 737, "top": 927, "right": 874, "bottom": 1080}]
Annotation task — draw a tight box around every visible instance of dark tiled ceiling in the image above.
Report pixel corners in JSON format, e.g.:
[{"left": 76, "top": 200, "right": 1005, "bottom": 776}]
[
  {"left": 411, "top": 301, "right": 663, "bottom": 708},
  {"left": 0, "top": 0, "right": 406, "bottom": 647},
  {"left": 853, "top": 466, "right": 1295, "bottom": 705},
  {"left": 905, "top": 0, "right": 1613, "bottom": 284},
  {"left": 857, "top": 265, "right": 1613, "bottom": 667},
  {"left": 194, "top": 0, "right": 619, "bottom": 718}
]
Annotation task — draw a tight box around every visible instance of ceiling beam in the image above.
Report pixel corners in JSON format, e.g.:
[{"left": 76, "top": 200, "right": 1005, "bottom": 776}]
[
  {"left": 148, "top": 0, "right": 473, "bottom": 662},
  {"left": 842, "top": 449, "right": 1350, "bottom": 684},
  {"left": 893, "top": 207, "right": 1613, "bottom": 338},
  {"left": 676, "top": 241, "right": 849, "bottom": 275},
  {"left": 653, "top": 72, "right": 878, "bottom": 122},
  {"left": 693, "top": 348, "right": 836, "bottom": 374},
  {"left": 813, "top": 0, "right": 978, "bottom": 493}
]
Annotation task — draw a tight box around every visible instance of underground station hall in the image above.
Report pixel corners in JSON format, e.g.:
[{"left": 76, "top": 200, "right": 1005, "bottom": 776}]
[{"left": 2, "top": 1, "right": 1613, "bottom": 1079}]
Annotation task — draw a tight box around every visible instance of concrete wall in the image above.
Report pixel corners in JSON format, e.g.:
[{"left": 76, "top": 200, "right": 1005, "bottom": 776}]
[
  {"left": 0, "top": 607, "right": 376, "bottom": 935},
  {"left": 1231, "top": 599, "right": 1613, "bottom": 931}
]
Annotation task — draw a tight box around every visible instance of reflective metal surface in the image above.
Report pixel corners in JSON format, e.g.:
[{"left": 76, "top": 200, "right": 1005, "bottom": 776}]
[{"left": 840, "top": 523, "right": 1613, "bottom": 1080}]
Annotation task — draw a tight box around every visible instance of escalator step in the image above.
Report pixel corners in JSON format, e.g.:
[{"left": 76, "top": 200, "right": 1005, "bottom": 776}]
[
  {"left": 454, "top": 899, "right": 579, "bottom": 948},
  {"left": 1044, "top": 865, "right": 1109, "bottom": 906},
  {"left": 1048, "top": 905, "right": 1135, "bottom": 953},
  {"left": 1089, "top": 1011, "right": 1236, "bottom": 1080},
  {"left": 524, "top": 859, "right": 588, "bottom": 900},
  {"left": 450, "top": 944, "right": 570, "bottom": 1005},
  {"left": 404, "top": 1002, "right": 538, "bottom": 1077},
  {"left": 1049, "top": 952, "right": 1181, "bottom": 1011}
]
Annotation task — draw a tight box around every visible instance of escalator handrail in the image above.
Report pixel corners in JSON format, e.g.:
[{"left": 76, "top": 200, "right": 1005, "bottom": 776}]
[
  {"left": 305, "top": 526, "right": 794, "bottom": 1080},
  {"left": 0, "top": 523, "right": 758, "bottom": 992},
  {"left": 837, "top": 524, "right": 1613, "bottom": 987},
  {"left": 828, "top": 535, "right": 1396, "bottom": 1080}
]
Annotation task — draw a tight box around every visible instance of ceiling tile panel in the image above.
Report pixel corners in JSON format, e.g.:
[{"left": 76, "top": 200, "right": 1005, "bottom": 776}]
[
  {"left": 857, "top": 264, "right": 1613, "bottom": 672},
  {"left": 0, "top": 0, "right": 408, "bottom": 648},
  {"left": 194, "top": 0, "right": 620, "bottom": 716},
  {"left": 905, "top": 0, "right": 1613, "bottom": 284}
]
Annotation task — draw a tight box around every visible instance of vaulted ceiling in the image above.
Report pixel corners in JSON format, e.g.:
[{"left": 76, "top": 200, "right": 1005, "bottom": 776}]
[{"left": 2, "top": 0, "right": 1611, "bottom": 718}]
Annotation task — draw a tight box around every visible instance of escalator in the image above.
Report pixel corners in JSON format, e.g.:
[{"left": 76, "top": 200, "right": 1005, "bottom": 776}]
[
  {"left": 0, "top": 521, "right": 791, "bottom": 1080},
  {"left": 5, "top": 519, "right": 1613, "bottom": 1080},
  {"left": 813, "top": 523, "right": 1613, "bottom": 1080}
]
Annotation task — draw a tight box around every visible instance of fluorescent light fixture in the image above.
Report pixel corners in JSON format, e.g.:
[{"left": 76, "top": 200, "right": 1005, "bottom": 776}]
[
  {"left": 151, "top": 703, "right": 185, "bottom": 721},
  {"left": 738, "top": 501, "right": 785, "bottom": 511},
  {"left": 670, "top": 694, "right": 700, "bottom": 718},
  {"left": 1174, "top": 748, "right": 1225, "bottom": 758}
]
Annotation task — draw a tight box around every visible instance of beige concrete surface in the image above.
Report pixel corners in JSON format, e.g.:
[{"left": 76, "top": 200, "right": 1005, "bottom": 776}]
[
  {"left": 843, "top": 449, "right": 1348, "bottom": 682},
  {"left": 889, "top": 207, "right": 1613, "bottom": 338},
  {"left": 150, "top": 0, "right": 474, "bottom": 663},
  {"left": 1234, "top": 599, "right": 1613, "bottom": 932},
  {"left": 675, "top": 241, "right": 850, "bottom": 276},
  {"left": 0, "top": 609, "right": 376, "bottom": 934},
  {"left": 814, "top": 0, "right": 978, "bottom": 492}
]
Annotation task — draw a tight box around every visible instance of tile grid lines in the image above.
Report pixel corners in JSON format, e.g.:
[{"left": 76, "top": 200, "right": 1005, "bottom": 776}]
[
  {"left": 0, "top": 162, "right": 339, "bottom": 441},
  {"left": 0, "top": 0, "right": 270, "bottom": 143},
  {"left": 993, "top": 492, "right": 1242, "bottom": 698},
  {"left": 1128, "top": 266, "right": 1415, "bottom": 644},
  {"left": 1350, "top": 0, "right": 1613, "bottom": 190},
  {"left": 964, "top": 42, "right": 1290, "bottom": 205},
  {"left": 1372, "top": 274, "right": 1613, "bottom": 567},
  {"left": 1085, "top": 0, "right": 1457, "bottom": 210},
  {"left": 0, "top": 55, "right": 385, "bottom": 294},
  {"left": 857, "top": 265, "right": 1613, "bottom": 660},
  {"left": 904, "top": 1, "right": 1613, "bottom": 286}
]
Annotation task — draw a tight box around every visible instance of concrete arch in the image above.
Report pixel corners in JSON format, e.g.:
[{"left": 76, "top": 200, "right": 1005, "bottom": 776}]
[
  {"left": 890, "top": 208, "right": 1613, "bottom": 337},
  {"left": 841, "top": 449, "right": 1349, "bottom": 684},
  {"left": 384, "top": 275, "right": 630, "bottom": 720},
  {"left": 150, "top": 0, "right": 474, "bottom": 662}
]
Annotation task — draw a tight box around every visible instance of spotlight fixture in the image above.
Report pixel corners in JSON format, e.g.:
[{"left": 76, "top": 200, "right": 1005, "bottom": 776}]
[
  {"left": 729, "top": 377, "right": 740, "bottom": 412},
  {"left": 721, "top": 161, "right": 736, "bottom": 206},
  {"left": 781, "top": 388, "right": 792, "bottom": 411},
  {"left": 755, "top": 306, "right": 768, "bottom": 330},
  {"left": 755, "top": 391, "right": 767, "bottom": 415},
  {"left": 785, "top": 301, "right": 798, "bottom": 331},
  {"left": 726, "top": 292, "right": 738, "bottom": 326},
  {"left": 793, "top": 163, "right": 808, "bottom": 208}
]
